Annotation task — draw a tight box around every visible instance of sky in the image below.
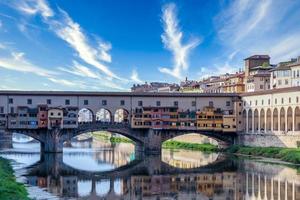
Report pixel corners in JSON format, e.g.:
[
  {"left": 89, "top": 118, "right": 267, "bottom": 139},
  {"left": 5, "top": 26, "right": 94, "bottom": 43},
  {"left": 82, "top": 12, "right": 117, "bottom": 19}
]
[{"left": 0, "top": 0, "right": 300, "bottom": 91}]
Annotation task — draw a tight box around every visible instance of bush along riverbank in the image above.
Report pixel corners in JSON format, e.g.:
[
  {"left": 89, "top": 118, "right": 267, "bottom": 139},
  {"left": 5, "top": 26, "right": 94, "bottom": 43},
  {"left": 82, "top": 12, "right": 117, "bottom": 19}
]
[
  {"left": 92, "top": 132, "right": 133, "bottom": 144},
  {"left": 162, "top": 140, "right": 218, "bottom": 152},
  {"left": 0, "top": 157, "right": 30, "bottom": 200},
  {"left": 227, "top": 145, "right": 300, "bottom": 165}
]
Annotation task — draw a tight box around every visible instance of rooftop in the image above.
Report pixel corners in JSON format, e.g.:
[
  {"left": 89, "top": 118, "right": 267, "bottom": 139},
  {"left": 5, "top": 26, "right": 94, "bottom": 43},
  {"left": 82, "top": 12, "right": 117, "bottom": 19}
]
[{"left": 244, "top": 55, "right": 270, "bottom": 60}]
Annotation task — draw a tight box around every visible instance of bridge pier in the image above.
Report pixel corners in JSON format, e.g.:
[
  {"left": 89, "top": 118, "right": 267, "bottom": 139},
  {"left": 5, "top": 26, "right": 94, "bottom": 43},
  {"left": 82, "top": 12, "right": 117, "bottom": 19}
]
[
  {"left": 40, "top": 129, "right": 64, "bottom": 153},
  {"left": 143, "top": 129, "right": 162, "bottom": 154}
]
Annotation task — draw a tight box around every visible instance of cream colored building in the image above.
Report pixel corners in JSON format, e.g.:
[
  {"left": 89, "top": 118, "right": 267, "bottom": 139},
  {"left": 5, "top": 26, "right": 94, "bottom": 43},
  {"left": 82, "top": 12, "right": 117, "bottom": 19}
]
[{"left": 240, "top": 87, "right": 300, "bottom": 147}]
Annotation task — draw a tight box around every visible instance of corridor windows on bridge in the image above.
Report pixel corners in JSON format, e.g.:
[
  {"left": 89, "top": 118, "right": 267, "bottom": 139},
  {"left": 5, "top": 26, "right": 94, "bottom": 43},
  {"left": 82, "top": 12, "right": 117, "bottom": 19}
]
[
  {"left": 268, "top": 99, "right": 270, "bottom": 105},
  {"left": 65, "top": 99, "right": 70, "bottom": 105},
  {"left": 8, "top": 98, "right": 13, "bottom": 104},
  {"left": 120, "top": 100, "right": 125, "bottom": 106},
  {"left": 84, "top": 100, "right": 89, "bottom": 105},
  {"left": 102, "top": 100, "right": 107, "bottom": 106},
  {"left": 96, "top": 108, "right": 111, "bottom": 122},
  {"left": 156, "top": 101, "right": 161, "bottom": 106},
  {"left": 78, "top": 108, "right": 93, "bottom": 123},
  {"left": 114, "top": 109, "right": 129, "bottom": 123},
  {"left": 226, "top": 101, "right": 230, "bottom": 106},
  {"left": 138, "top": 101, "right": 143, "bottom": 107},
  {"left": 47, "top": 99, "right": 51, "bottom": 105},
  {"left": 209, "top": 101, "right": 214, "bottom": 107},
  {"left": 27, "top": 99, "right": 32, "bottom": 105},
  {"left": 192, "top": 101, "right": 196, "bottom": 107},
  {"left": 173, "top": 101, "right": 178, "bottom": 107}
]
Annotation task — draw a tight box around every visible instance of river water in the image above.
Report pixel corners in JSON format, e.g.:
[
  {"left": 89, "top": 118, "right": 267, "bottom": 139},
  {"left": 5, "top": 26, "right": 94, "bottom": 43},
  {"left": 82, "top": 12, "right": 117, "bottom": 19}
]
[{"left": 1, "top": 136, "right": 300, "bottom": 200}]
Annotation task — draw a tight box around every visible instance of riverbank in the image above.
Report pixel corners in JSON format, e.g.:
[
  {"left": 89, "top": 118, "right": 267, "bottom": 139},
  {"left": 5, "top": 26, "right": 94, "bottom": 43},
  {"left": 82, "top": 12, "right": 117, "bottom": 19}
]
[
  {"left": 162, "top": 140, "right": 218, "bottom": 152},
  {"left": 227, "top": 145, "right": 300, "bottom": 164},
  {"left": 92, "top": 132, "right": 133, "bottom": 143},
  {"left": 0, "top": 157, "right": 29, "bottom": 200}
]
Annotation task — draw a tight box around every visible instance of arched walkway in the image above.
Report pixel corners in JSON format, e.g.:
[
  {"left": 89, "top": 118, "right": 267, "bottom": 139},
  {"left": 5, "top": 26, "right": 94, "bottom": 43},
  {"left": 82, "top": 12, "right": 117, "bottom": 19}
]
[
  {"left": 295, "top": 107, "right": 300, "bottom": 131},
  {"left": 280, "top": 107, "right": 285, "bottom": 131},
  {"left": 114, "top": 109, "right": 129, "bottom": 123},
  {"left": 78, "top": 108, "right": 93, "bottom": 123},
  {"left": 248, "top": 109, "right": 253, "bottom": 132},
  {"left": 273, "top": 108, "right": 278, "bottom": 131},
  {"left": 242, "top": 110, "right": 246, "bottom": 132},
  {"left": 96, "top": 109, "right": 112, "bottom": 122},
  {"left": 287, "top": 107, "right": 293, "bottom": 132},
  {"left": 266, "top": 109, "right": 271, "bottom": 131},
  {"left": 254, "top": 109, "right": 259, "bottom": 132},
  {"left": 260, "top": 109, "right": 265, "bottom": 132}
]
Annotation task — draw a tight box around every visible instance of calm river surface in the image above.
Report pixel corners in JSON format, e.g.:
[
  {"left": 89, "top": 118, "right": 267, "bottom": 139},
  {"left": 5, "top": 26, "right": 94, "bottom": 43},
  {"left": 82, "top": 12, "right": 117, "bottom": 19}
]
[{"left": 1, "top": 136, "right": 300, "bottom": 200}]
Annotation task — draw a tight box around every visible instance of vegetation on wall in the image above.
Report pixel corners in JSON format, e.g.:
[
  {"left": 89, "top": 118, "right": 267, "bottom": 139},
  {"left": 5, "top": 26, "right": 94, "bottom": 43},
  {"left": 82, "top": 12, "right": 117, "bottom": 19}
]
[{"left": 162, "top": 140, "right": 218, "bottom": 152}]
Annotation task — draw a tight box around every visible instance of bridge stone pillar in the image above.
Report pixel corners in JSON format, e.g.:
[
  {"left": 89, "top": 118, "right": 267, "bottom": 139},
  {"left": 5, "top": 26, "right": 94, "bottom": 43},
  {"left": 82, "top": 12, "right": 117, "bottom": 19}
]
[
  {"left": 144, "top": 129, "right": 162, "bottom": 154},
  {"left": 40, "top": 128, "right": 64, "bottom": 153}
]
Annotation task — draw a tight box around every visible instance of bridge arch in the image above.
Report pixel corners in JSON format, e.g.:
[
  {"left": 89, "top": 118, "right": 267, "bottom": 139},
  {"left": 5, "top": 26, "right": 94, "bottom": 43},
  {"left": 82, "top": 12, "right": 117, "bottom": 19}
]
[
  {"left": 114, "top": 108, "right": 129, "bottom": 123},
  {"left": 96, "top": 108, "right": 112, "bottom": 122},
  {"left": 78, "top": 108, "right": 94, "bottom": 123}
]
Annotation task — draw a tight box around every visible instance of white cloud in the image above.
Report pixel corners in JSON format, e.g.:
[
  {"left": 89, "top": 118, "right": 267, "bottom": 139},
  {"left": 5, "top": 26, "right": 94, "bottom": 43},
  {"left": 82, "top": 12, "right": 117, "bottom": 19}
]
[
  {"left": 215, "top": 0, "right": 300, "bottom": 63},
  {"left": 159, "top": 3, "right": 200, "bottom": 80},
  {"left": 15, "top": 0, "right": 53, "bottom": 18},
  {"left": 130, "top": 69, "right": 143, "bottom": 84},
  {"left": 13, "top": 0, "right": 121, "bottom": 80},
  {"left": 59, "top": 61, "right": 99, "bottom": 79},
  {"left": 198, "top": 63, "right": 238, "bottom": 79},
  {"left": 0, "top": 50, "right": 56, "bottom": 77},
  {"left": 48, "top": 77, "right": 77, "bottom": 87}
]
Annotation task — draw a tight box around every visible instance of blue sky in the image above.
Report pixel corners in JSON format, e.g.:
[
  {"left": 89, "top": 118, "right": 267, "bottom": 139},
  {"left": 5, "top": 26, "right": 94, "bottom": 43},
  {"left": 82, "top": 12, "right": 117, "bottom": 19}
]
[{"left": 0, "top": 0, "right": 300, "bottom": 91}]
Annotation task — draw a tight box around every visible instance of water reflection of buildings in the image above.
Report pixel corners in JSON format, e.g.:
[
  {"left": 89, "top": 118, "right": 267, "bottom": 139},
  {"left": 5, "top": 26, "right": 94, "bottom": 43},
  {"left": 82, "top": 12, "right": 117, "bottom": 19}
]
[
  {"left": 24, "top": 154, "right": 300, "bottom": 200},
  {"left": 162, "top": 149, "right": 219, "bottom": 169}
]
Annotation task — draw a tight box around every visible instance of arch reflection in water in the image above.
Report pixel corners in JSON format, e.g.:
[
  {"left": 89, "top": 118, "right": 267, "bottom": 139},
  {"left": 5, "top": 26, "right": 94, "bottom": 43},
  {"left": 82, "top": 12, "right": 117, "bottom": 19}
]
[{"left": 162, "top": 149, "right": 219, "bottom": 169}]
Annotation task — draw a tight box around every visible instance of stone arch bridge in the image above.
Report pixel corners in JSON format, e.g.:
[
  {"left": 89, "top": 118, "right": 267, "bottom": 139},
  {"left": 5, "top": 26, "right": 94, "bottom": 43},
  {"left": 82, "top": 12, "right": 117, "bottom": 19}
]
[{"left": 9, "top": 121, "right": 236, "bottom": 153}]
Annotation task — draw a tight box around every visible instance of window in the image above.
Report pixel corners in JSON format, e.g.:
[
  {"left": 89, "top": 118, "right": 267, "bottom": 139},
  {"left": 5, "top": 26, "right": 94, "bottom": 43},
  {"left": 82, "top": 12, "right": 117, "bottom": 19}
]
[
  {"left": 275, "top": 98, "right": 277, "bottom": 104},
  {"left": 84, "top": 100, "right": 88, "bottom": 105},
  {"left": 261, "top": 100, "right": 264, "bottom": 105},
  {"left": 10, "top": 107, "right": 14, "bottom": 114},
  {"left": 138, "top": 101, "right": 143, "bottom": 106},
  {"left": 209, "top": 101, "right": 214, "bottom": 107},
  {"left": 192, "top": 101, "right": 196, "bottom": 107},
  {"left": 102, "top": 100, "right": 107, "bottom": 106},
  {"left": 27, "top": 99, "right": 32, "bottom": 105},
  {"left": 268, "top": 99, "right": 270, "bottom": 105},
  {"left": 260, "top": 85, "right": 263, "bottom": 89},
  {"left": 281, "top": 98, "right": 284, "bottom": 104},
  {"left": 0, "top": 107, "right": 3, "bottom": 113},
  {"left": 297, "top": 97, "right": 299, "bottom": 103},
  {"left": 255, "top": 100, "right": 257, "bottom": 106},
  {"left": 47, "top": 99, "right": 51, "bottom": 105},
  {"left": 289, "top": 97, "right": 291, "bottom": 103},
  {"left": 174, "top": 101, "right": 178, "bottom": 107},
  {"left": 156, "top": 101, "right": 161, "bottom": 106},
  {"left": 120, "top": 100, "right": 125, "bottom": 106},
  {"left": 285, "top": 79, "right": 289, "bottom": 85},
  {"left": 226, "top": 101, "right": 230, "bottom": 106},
  {"left": 58, "top": 112, "right": 61, "bottom": 116},
  {"left": 8, "top": 98, "right": 13, "bottom": 104},
  {"left": 50, "top": 112, "right": 53, "bottom": 116},
  {"left": 65, "top": 99, "right": 70, "bottom": 105}
]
